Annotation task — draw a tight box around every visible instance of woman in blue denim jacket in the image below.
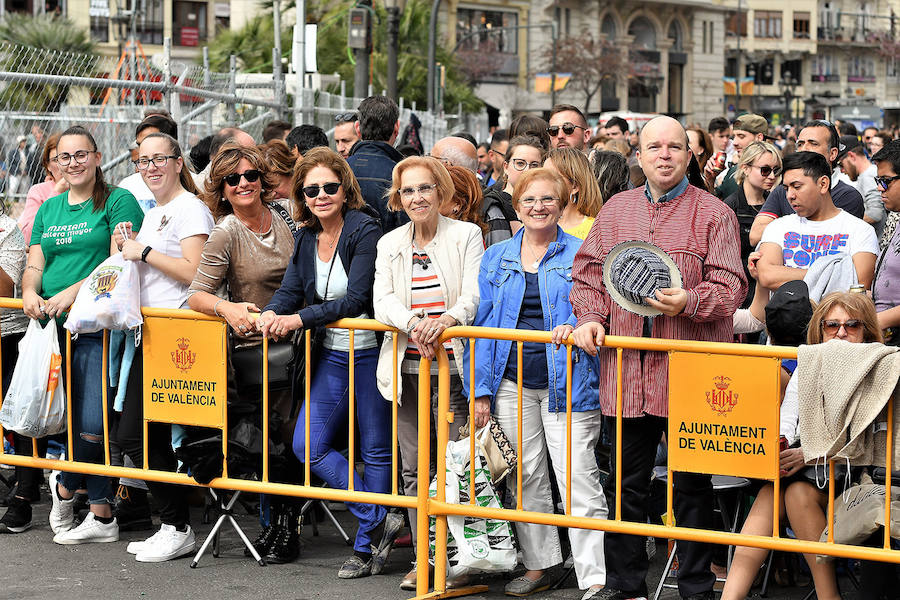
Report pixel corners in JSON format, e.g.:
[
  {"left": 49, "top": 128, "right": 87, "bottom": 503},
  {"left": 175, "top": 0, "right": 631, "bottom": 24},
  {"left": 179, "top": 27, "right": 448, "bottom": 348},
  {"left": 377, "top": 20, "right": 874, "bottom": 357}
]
[{"left": 465, "top": 168, "right": 608, "bottom": 600}]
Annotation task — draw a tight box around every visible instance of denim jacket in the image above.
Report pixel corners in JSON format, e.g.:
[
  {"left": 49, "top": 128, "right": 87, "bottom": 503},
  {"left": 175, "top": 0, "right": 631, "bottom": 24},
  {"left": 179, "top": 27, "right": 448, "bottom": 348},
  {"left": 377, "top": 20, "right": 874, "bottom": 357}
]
[{"left": 464, "top": 227, "right": 599, "bottom": 412}]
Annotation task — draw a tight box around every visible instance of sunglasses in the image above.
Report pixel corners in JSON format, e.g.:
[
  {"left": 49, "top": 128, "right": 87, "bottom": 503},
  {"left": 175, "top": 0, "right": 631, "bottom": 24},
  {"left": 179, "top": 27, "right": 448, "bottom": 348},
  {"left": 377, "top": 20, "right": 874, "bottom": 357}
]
[
  {"left": 547, "top": 123, "right": 585, "bottom": 137},
  {"left": 334, "top": 112, "right": 358, "bottom": 123},
  {"left": 302, "top": 182, "right": 341, "bottom": 198},
  {"left": 875, "top": 174, "right": 900, "bottom": 191},
  {"left": 754, "top": 165, "right": 782, "bottom": 177},
  {"left": 822, "top": 319, "right": 862, "bottom": 333},
  {"left": 224, "top": 170, "right": 261, "bottom": 187}
]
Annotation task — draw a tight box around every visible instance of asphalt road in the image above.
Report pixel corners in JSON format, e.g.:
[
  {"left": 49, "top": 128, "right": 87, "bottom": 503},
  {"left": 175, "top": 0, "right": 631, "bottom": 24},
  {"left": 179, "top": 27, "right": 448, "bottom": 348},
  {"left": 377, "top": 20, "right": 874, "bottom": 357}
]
[{"left": 0, "top": 470, "right": 865, "bottom": 600}]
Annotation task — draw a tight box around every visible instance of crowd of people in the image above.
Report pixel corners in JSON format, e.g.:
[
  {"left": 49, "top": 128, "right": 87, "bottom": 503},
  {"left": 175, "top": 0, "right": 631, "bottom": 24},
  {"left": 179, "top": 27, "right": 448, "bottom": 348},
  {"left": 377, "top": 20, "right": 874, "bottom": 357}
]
[{"left": 0, "top": 97, "right": 898, "bottom": 600}]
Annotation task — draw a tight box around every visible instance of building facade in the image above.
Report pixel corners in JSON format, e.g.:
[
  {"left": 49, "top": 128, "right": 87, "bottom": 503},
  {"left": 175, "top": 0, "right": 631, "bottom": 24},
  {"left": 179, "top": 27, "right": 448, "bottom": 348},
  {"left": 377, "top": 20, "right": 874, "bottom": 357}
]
[
  {"left": 724, "top": 0, "right": 900, "bottom": 128},
  {"left": 446, "top": 0, "right": 728, "bottom": 127}
]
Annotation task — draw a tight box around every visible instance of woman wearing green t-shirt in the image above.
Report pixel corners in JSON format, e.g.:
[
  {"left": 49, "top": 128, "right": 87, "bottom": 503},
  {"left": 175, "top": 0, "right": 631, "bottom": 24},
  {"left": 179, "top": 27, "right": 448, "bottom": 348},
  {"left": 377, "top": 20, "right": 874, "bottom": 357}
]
[{"left": 22, "top": 125, "right": 144, "bottom": 545}]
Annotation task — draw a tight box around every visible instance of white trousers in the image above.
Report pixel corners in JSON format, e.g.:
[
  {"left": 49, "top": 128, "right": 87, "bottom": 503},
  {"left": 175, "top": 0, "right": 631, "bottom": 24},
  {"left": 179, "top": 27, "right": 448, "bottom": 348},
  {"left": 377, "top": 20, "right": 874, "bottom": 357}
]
[{"left": 493, "top": 379, "right": 608, "bottom": 588}]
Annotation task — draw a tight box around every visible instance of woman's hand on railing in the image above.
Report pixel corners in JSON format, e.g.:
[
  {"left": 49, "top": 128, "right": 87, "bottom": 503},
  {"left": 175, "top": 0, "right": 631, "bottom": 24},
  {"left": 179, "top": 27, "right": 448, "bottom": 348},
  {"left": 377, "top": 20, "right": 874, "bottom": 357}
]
[
  {"left": 220, "top": 301, "right": 260, "bottom": 337},
  {"left": 256, "top": 310, "right": 303, "bottom": 341},
  {"left": 42, "top": 287, "right": 78, "bottom": 319},
  {"left": 550, "top": 324, "right": 573, "bottom": 349},
  {"left": 473, "top": 396, "right": 491, "bottom": 428},
  {"left": 571, "top": 322, "right": 605, "bottom": 357}
]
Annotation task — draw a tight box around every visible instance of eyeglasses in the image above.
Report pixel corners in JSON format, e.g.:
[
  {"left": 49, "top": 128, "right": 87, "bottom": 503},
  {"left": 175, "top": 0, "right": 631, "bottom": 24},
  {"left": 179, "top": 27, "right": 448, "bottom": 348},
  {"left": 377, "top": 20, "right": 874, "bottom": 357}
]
[
  {"left": 875, "top": 175, "right": 900, "bottom": 191},
  {"left": 334, "top": 112, "right": 358, "bottom": 123},
  {"left": 510, "top": 158, "right": 541, "bottom": 171},
  {"left": 547, "top": 123, "right": 586, "bottom": 137},
  {"left": 223, "top": 169, "right": 261, "bottom": 187},
  {"left": 754, "top": 165, "right": 782, "bottom": 178},
  {"left": 519, "top": 196, "right": 559, "bottom": 208},
  {"left": 302, "top": 182, "right": 341, "bottom": 198},
  {"left": 133, "top": 154, "right": 178, "bottom": 170},
  {"left": 822, "top": 319, "right": 862, "bottom": 334},
  {"left": 399, "top": 183, "right": 438, "bottom": 200},
  {"left": 54, "top": 150, "right": 93, "bottom": 166}
]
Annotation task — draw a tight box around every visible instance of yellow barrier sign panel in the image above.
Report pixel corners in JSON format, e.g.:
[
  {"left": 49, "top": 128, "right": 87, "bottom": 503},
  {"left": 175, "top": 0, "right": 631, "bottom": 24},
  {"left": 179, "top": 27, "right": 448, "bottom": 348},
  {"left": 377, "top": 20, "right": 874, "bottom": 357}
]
[
  {"left": 142, "top": 316, "right": 227, "bottom": 428},
  {"left": 668, "top": 353, "right": 780, "bottom": 480}
]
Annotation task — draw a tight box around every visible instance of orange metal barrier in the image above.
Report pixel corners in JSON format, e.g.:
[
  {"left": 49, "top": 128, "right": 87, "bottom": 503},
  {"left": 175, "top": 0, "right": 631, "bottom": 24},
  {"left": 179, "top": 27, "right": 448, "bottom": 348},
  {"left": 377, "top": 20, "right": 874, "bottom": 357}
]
[{"left": 0, "top": 298, "right": 897, "bottom": 599}]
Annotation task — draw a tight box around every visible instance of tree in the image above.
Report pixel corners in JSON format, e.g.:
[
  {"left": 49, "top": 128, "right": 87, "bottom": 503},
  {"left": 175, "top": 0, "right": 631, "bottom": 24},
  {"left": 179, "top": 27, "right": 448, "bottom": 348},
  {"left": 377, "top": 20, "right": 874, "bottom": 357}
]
[
  {"left": 207, "top": 0, "right": 483, "bottom": 113},
  {"left": 541, "top": 29, "right": 627, "bottom": 114},
  {"left": 0, "top": 14, "right": 97, "bottom": 112}
]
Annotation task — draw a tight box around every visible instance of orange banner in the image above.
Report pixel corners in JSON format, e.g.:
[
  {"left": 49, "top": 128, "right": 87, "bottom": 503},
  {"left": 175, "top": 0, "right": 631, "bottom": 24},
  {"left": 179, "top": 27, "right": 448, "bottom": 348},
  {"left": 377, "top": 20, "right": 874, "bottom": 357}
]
[
  {"left": 668, "top": 353, "right": 780, "bottom": 479},
  {"left": 142, "top": 316, "right": 227, "bottom": 428}
]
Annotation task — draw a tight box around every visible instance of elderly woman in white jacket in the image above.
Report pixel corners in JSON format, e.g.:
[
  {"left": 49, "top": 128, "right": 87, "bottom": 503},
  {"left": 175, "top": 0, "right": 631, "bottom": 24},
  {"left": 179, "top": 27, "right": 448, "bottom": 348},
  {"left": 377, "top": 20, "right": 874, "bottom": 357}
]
[{"left": 374, "top": 156, "right": 483, "bottom": 591}]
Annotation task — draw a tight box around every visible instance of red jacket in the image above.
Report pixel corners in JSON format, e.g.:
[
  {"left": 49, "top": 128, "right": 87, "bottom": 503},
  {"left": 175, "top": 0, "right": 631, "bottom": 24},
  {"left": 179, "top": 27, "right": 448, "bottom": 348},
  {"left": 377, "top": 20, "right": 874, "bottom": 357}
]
[{"left": 570, "top": 183, "right": 747, "bottom": 418}]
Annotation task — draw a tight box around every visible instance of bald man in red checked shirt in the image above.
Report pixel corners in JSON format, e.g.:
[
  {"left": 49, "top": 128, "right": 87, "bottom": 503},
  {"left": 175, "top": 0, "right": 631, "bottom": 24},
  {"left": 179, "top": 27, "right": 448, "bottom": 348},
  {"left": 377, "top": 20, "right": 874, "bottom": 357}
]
[{"left": 570, "top": 116, "right": 746, "bottom": 600}]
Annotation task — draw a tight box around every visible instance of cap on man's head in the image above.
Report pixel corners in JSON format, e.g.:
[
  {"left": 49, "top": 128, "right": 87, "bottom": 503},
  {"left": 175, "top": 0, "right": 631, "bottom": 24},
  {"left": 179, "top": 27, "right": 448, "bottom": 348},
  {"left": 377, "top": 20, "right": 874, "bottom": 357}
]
[
  {"left": 765, "top": 280, "right": 813, "bottom": 347},
  {"left": 733, "top": 114, "right": 769, "bottom": 136},
  {"left": 836, "top": 135, "right": 859, "bottom": 162}
]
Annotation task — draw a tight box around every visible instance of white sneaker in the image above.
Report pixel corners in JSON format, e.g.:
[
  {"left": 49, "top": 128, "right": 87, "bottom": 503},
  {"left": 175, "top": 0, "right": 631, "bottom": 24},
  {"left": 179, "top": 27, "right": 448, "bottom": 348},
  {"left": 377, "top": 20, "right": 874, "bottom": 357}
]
[
  {"left": 48, "top": 471, "right": 75, "bottom": 534},
  {"left": 134, "top": 524, "right": 196, "bottom": 562},
  {"left": 126, "top": 525, "right": 167, "bottom": 555},
  {"left": 53, "top": 512, "right": 119, "bottom": 545}
]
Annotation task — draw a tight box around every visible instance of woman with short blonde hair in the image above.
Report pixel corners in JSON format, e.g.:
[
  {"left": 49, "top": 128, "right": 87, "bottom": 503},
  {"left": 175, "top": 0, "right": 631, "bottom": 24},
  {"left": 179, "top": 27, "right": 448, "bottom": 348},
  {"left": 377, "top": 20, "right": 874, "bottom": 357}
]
[{"left": 543, "top": 147, "right": 603, "bottom": 239}]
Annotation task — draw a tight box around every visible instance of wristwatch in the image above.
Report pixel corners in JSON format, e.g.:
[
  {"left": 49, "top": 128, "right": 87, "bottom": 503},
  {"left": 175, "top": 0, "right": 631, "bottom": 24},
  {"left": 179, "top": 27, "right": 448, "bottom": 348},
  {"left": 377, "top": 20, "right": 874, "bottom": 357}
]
[{"left": 140, "top": 246, "right": 152, "bottom": 262}]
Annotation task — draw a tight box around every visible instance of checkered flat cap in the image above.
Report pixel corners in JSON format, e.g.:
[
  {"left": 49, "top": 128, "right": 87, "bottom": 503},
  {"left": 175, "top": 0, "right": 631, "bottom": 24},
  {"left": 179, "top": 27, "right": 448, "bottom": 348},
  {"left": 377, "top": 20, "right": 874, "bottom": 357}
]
[{"left": 608, "top": 247, "right": 671, "bottom": 307}]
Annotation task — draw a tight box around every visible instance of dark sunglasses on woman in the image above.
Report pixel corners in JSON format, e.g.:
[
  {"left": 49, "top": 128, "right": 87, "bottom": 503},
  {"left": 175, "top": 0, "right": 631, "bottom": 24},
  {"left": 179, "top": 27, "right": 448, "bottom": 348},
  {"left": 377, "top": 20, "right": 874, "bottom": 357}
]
[
  {"left": 302, "top": 182, "right": 342, "bottom": 198},
  {"left": 224, "top": 169, "right": 261, "bottom": 187}
]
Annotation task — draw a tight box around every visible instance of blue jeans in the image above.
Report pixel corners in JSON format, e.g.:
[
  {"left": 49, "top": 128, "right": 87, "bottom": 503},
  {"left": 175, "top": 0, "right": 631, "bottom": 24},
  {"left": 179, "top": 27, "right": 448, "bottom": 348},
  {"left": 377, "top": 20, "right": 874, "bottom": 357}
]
[
  {"left": 292, "top": 347, "right": 389, "bottom": 553},
  {"left": 58, "top": 332, "right": 114, "bottom": 505}
]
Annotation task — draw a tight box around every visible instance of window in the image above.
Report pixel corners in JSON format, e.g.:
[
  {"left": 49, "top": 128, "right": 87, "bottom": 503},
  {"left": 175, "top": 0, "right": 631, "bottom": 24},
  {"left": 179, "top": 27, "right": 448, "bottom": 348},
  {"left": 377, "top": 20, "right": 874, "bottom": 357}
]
[
  {"left": 455, "top": 7, "right": 518, "bottom": 54},
  {"left": 89, "top": 0, "right": 109, "bottom": 42},
  {"left": 215, "top": 2, "right": 230, "bottom": 32},
  {"left": 667, "top": 21, "right": 683, "bottom": 51},
  {"left": 601, "top": 14, "right": 616, "bottom": 40},
  {"left": 889, "top": 57, "right": 900, "bottom": 80},
  {"left": 628, "top": 17, "right": 657, "bottom": 50},
  {"left": 811, "top": 54, "right": 839, "bottom": 82},
  {"left": 793, "top": 11, "right": 810, "bottom": 38},
  {"left": 726, "top": 11, "right": 747, "bottom": 37},
  {"left": 128, "top": 0, "right": 164, "bottom": 45},
  {"left": 173, "top": 0, "right": 207, "bottom": 47},
  {"left": 848, "top": 56, "right": 875, "bottom": 82},
  {"left": 554, "top": 6, "right": 570, "bottom": 37},
  {"left": 754, "top": 10, "right": 782, "bottom": 38}
]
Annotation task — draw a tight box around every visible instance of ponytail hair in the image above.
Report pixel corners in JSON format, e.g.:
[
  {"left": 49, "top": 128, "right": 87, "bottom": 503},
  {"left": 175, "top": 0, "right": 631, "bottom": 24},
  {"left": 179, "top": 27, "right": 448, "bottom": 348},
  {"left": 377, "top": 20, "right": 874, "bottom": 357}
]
[{"left": 59, "top": 125, "right": 110, "bottom": 212}]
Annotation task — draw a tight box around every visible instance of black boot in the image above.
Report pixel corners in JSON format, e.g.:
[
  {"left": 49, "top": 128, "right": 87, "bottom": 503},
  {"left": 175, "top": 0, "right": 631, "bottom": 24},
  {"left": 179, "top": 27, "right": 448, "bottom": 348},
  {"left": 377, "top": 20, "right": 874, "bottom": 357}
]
[
  {"left": 113, "top": 484, "right": 153, "bottom": 531},
  {"left": 265, "top": 507, "right": 300, "bottom": 564},
  {"left": 246, "top": 507, "right": 282, "bottom": 557}
]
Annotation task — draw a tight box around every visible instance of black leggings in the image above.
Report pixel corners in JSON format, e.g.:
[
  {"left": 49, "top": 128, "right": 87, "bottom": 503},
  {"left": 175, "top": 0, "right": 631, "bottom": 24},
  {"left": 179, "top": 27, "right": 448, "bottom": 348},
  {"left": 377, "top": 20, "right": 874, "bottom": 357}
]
[{"left": 113, "top": 350, "right": 190, "bottom": 528}]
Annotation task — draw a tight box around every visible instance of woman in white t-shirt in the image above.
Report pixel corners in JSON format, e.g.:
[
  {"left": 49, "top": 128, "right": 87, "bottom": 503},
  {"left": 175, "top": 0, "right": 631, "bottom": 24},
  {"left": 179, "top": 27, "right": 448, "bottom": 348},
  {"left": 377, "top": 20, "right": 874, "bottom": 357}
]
[{"left": 112, "top": 132, "right": 214, "bottom": 563}]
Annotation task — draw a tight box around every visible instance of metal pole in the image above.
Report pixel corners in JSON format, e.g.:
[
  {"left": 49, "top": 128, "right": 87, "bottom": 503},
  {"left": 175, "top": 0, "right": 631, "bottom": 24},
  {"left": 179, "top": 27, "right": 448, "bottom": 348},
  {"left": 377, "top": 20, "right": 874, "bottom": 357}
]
[
  {"left": 273, "top": 0, "right": 282, "bottom": 70},
  {"left": 293, "top": 0, "right": 306, "bottom": 125},
  {"left": 203, "top": 46, "right": 213, "bottom": 136},
  {"left": 550, "top": 22, "right": 558, "bottom": 107},
  {"left": 353, "top": 0, "right": 372, "bottom": 99},
  {"left": 736, "top": 0, "right": 741, "bottom": 113},
  {"left": 273, "top": 48, "right": 285, "bottom": 120},
  {"left": 162, "top": 37, "right": 172, "bottom": 113},
  {"left": 427, "top": 0, "right": 441, "bottom": 111},
  {"left": 387, "top": 6, "right": 399, "bottom": 103},
  {"left": 227, "top": 54, "right": 237, "bottom": 124}
]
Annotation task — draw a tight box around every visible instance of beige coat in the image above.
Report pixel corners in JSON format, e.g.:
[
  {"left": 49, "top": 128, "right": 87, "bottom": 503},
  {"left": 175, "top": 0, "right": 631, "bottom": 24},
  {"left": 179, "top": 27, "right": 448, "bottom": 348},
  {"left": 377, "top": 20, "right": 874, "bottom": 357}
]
[{"left": 374, "top": 215, "right": 484, "bottom": 403}]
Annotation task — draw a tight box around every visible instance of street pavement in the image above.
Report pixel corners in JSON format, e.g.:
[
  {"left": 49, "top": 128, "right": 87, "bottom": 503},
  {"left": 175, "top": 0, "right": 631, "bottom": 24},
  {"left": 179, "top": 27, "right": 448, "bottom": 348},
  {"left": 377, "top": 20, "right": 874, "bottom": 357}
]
[{"left": 0, "top": 471, "right": 865, "bottom": 599}]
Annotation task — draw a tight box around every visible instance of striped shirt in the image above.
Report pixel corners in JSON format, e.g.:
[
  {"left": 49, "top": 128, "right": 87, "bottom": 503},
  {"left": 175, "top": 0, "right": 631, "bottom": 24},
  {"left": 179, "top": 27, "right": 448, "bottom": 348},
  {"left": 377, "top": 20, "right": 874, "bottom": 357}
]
[
  {"left": 402, "top": 246, "right": 454, "bottom": 373},
  {"left": 570, "top": 183, "right": 747, "bottom": 418}
]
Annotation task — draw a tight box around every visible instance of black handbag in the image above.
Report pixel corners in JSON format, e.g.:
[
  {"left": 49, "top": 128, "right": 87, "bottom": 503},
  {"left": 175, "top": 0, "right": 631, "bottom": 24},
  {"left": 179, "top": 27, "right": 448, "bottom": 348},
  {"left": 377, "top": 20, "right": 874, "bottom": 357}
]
[{"left": 231, "top": 340, "right": 297, "bottom": 388}]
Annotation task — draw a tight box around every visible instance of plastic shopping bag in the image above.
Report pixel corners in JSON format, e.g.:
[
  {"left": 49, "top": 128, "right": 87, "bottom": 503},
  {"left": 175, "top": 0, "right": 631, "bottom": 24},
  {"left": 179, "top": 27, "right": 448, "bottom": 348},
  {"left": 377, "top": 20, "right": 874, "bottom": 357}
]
[
  {"left": 428, "top": 435, "right": 518, "bottom": 577},
  {"left": 64, "top": 251, "right": 142, "bottom": 334},
  {"left": 0, "top": 319, "right": 66, "bottom": 438}
]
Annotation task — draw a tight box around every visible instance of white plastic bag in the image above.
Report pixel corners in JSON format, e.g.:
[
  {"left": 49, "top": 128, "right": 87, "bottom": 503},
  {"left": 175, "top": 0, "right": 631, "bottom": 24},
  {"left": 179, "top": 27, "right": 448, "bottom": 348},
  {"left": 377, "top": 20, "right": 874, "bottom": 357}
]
[
  {"left": 64, "top": 251, "right": 142, "bottom": 334},
  {"left": 428, "top": 435, "right": 518, "bottom": 577},
  {"left": 0, "top": 319, "right": 66, "bottom": 437}
]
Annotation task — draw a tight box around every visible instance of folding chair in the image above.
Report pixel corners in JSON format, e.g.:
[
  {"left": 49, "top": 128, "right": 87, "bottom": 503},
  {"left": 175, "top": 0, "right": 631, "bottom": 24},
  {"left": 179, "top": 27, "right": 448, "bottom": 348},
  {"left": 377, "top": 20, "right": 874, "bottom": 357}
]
[{"left": 191, "top": 488, "right": 266, "bottom": 567}]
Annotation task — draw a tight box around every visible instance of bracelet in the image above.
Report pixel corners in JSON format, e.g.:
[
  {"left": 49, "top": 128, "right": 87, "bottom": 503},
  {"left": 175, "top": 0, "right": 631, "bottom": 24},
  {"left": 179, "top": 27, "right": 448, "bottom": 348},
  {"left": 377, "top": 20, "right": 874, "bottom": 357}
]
[
  {"left": 213, "top": 299, "right": 224, "bottom": 317},
  {"left": 407, "top": 316, "right": 424, "bottom": 335},
  {"left": 140, "top": 246, "right": 152, "bottom": 263}
]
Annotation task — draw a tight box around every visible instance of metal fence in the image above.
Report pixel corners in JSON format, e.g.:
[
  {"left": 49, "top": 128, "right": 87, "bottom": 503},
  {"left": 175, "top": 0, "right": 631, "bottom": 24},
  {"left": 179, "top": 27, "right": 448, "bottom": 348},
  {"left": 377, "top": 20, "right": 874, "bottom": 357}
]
[{"left": 0, "top": 38, "right": 485, "bottom": 208}]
